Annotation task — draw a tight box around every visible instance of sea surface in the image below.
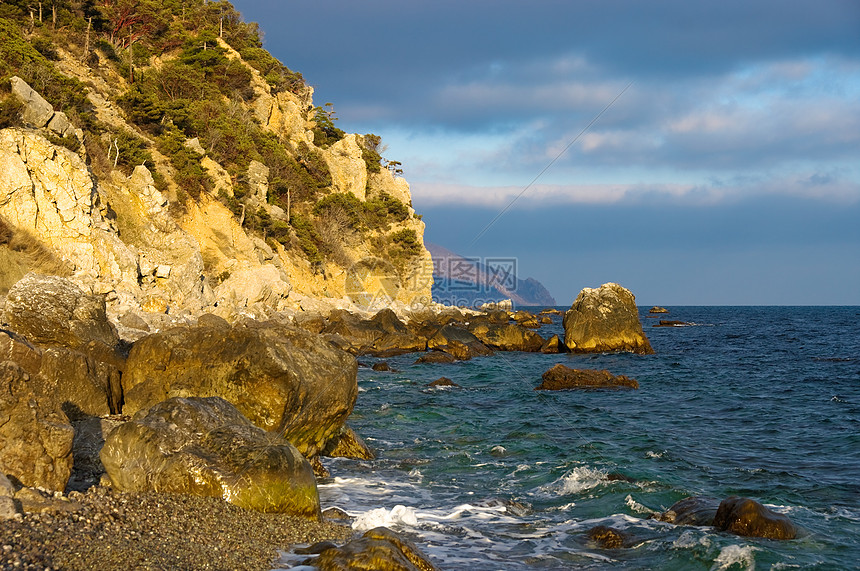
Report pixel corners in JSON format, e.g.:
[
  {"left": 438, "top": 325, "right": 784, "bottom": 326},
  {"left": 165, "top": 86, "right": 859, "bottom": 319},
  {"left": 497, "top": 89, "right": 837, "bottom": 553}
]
[{"left": 282, "top": 307, "right": 860, "bottom": 570}]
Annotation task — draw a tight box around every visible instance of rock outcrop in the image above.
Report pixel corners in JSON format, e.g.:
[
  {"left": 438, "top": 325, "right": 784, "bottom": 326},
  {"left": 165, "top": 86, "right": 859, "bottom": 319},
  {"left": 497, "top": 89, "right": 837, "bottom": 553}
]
[
  {"left": 563, "top": 283, "right": 654, "bottom": 354},
  {"left": 311, "top": 526, "right": 439, "bottom": 571},
  {"left": 713, "top": 496, "right": 797, "bottom": 540},
  {"left": 100, "top": 397, "right": 320, "bottom": 517},
  {"left": 535, "top": 364, "right": 639, "bottom": 390},
  {"left": 121, "top": 320, "right": 357, "bottom": 457},
  {"left": 468, "top": 321, "right": 545, "bottom": 352},
  {"left": 0, "top": 361, "right": 74, "bottom": 492}
]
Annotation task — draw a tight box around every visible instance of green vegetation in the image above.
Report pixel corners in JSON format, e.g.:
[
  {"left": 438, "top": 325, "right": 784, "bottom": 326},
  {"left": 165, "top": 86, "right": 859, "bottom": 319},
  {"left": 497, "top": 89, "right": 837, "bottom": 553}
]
[{"left": 0, "top": 0, "right": 421, "bottom": 274}]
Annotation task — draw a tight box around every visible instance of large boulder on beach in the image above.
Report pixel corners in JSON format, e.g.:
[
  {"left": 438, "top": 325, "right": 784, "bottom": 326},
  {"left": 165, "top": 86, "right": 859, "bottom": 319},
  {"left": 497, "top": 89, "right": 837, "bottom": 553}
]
[
  {"left": 713, "top": 496, "right": 797, "bottom": 540},
  {"left": 535, "top": 364, "right": 639, "bottom": 390},
  {"left": 563, "top": 283, "right": 653, "bottom": 354},
  {"left": 3, "top": 274, "right": 119, "bottom": 351},
  {"left": 101, "top": 396, "right": 320, "bottom": 517},
  {"left": 312, "top": 526, "right": 439, "bottom": 570},
  {"left": 0, "top": 362, "right": 74, "bottom": 492},
  {"left": 0, "top": 329, "right": 122, "bottom": 420},
  {"left": 121, "top": 321, "right": 357, "bottom": 457}
]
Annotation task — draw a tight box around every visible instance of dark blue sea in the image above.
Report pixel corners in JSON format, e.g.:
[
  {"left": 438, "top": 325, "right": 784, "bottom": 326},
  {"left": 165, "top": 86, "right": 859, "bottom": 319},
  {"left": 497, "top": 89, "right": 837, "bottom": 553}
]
[{"left": 286, "top": 307, "right": 860, "bottom": 570}]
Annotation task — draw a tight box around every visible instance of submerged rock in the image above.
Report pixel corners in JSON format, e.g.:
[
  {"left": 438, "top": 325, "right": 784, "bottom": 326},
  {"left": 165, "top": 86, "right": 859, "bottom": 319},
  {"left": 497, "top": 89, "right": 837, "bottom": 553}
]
[
  {"left": 311, "top": 526, "right": 439, "bottom": 570},
  {"left": 714, "top": 496, "right": 797, "bottom": 540},
  {"left": 101, "top": 396, "right": 320, "bottom": 517},
  {"left": 427, "top": 377, "right": 459, "bottom": 388},
  {"left": 656, "top": 496, "right": 721, "bottom": 526},
  {"left": 535, "top": 364, "right": 639, "bottom": 390},
  {"left": 587, "top": 525, "right": 634, "bottom": 548},
  {"left": 122, "top": 320, "right": 357, "bottom": 457},
  {"left": 563, "top": 283, "right": 654, "bottom": 354}
]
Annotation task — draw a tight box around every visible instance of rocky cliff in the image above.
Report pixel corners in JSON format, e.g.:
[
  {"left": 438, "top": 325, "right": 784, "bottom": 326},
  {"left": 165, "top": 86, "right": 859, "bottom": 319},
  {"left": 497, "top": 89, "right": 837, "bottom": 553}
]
[{"left": 0, "top": 11, "right": 432, "bottom": 325}]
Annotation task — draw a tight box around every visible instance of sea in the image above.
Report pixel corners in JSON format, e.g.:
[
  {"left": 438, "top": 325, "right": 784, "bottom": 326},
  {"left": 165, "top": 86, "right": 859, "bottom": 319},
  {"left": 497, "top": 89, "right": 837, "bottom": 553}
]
[{"left": 280, "top": 307, "right": 860, "bottom": 570}]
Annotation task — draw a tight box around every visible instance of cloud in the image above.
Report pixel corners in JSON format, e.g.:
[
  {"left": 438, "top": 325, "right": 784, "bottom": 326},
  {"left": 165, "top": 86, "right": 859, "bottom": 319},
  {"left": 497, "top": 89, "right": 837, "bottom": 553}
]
[{"left": 411, "top": 172, "right": 860, "bottom": 209}]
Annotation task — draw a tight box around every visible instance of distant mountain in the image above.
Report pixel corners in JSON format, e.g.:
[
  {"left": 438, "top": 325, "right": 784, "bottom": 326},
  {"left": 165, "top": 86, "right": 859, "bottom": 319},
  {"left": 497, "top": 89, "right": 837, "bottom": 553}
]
[{"left": 426, "top": 243, "right": 556, "bottom": 308}]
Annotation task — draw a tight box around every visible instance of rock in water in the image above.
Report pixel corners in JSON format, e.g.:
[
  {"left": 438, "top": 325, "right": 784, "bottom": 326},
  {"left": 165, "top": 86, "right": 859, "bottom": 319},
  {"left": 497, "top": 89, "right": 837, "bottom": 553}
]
[
  {"left": 122, "top": 321, "right": 357, "bottom": 457},
  {"left": 535, "top": 364, "right": 638, "bottom": 390},
  {"left": 100, "top": 396, "right": 321, "bottom": 517},
  {"left": 713, "top": 496, "right": 797, "bottom": 539},
  {"left": 312, "top": 526, "right": 439, "bottom": 570},
  {"left": 0, "top": 362, "right": 74, "bottom": 492},
  {"left": 656, "top": 496, "right": 721, "bottom": 526},
  {"left": 563, "top": 283, "right": 654, "bottom": 354}
]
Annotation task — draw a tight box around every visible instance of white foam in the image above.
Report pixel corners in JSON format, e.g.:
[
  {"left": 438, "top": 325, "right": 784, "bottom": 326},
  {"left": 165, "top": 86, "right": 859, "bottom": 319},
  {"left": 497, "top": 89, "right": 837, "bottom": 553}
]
[
  {"left": 551, "top": 466, "right": 608, "bottom": 495},
  {"left": 673, "top": 530, "right": 711, "bottom": 549},
  {"left": 645, "top": 450, "right": 666, "bottom": 459},
  {"left": 624, "top": 494, "right": 653, "bottom": 514},
  {"left": 352, "top": 505, "right": 419, "bottom": 531},
  {"left": 710, "top": 544, "right": 757, "bottom": 571}
]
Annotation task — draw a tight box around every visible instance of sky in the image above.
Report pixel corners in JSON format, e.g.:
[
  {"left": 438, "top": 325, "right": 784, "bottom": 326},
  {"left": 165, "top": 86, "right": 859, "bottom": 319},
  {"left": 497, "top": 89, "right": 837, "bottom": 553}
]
[{"left": 229, "top": 0, "right": 860, "bottom": 305}]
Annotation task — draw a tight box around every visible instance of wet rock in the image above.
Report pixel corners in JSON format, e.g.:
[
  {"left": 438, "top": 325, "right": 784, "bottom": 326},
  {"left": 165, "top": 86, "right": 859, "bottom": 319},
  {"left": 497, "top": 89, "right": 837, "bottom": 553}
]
[
  {"left": 414, "top": 351, "right": 458, "bottom": 364},
  {"left": 656, "top": 496, "right": 721, "bottom": 526},
  {"left": 649, "top": 306, "right": 670, "bottom": 314},
  {"left": 320, "top": 424, "right": 375, "bottom": 460},
  {"left": 713, "top": 496, "right": 797, "bottom": 540},
  {"left": 322, "top": 507, "right": 352, "bottom": 522},
  {"left": 312, "top": 526, "right": 439, "bottom": 571},
  {"left": 428, "top": 377, "right": 459, "bottom": 387},
  {"left": 122, "top": 320, "right": 357, "bottom": 457},
  {"left": 563, "top": 283, "right": 654, "bottom": 354},
  {"left": 101, "top": 396, "right": 320, "bottom": 517},
  {"left": 535, "top": 364, "right": 639, "bottom": 390},
  {"left": 372, "top": 361, "right": 393, "bottom": 371},
  {"left": 653, "top": 320, "right": 691, "bottom": 327},
  {"left": 0, "top": 362, "right": 74, "bottom": 492},
  {"left": 587, "top": 525, "right": 634, "bottom": 548}
]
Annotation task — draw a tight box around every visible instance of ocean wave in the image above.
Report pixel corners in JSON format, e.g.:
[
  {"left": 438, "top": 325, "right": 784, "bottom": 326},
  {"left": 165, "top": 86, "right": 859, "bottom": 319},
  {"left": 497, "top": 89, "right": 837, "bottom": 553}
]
[
  {"left": 625, "top": 494, "right": 655, "bottom": 514},
  {"left": 710, "top": 545, "right": 757, "bottom": 571},
  {"left": 352, "top": 505, "right": 419, "bottom": 530},
  {"left": 545, "top": 466, "right": 610, "bottom": 495}
]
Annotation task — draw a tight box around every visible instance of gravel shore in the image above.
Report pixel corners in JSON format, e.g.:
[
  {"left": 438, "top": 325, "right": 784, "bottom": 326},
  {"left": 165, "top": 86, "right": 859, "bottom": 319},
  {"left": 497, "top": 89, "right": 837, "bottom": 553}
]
[{"left": 0, "top": 486, "right": 353, "bottom": 570}]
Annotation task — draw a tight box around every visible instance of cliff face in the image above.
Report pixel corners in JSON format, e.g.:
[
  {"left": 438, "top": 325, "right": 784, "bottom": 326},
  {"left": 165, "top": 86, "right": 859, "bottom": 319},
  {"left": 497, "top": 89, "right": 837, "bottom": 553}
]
[{"left": 0, "top": 26, "right": 432, "bottom": 321}]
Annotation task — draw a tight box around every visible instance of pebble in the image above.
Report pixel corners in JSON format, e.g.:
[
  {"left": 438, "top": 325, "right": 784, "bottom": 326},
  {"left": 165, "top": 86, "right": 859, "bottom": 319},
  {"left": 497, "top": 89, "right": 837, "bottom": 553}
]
[{"left": 0, "top": 487, "right": 352, "bottom": 570}]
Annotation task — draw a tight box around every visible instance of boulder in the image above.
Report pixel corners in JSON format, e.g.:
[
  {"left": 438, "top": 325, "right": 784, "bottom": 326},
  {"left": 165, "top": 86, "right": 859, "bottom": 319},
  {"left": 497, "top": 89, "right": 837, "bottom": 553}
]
[
  {"left": 323, "top": 309, "right": 425, "bottom": 356},
  {"left": 427, "top": 377, "right": 459, "bottom": 388},
  {"left": 426, "top": 325, "right": 492, "bottom": 359},
  {"left": 468, "top": 322, "right": 544, "bottom": 352},
  {"left": 312, "top": 526, "right": 439, "bottom": 571},
  {"left": 101, "top": 397, "right": 320, "bottom": 517},
  {"left": 414, "top": 351, "right": 457, "bottom": 364},
  {"left": 713, "top": 496, "right": 797, "bottom": 540},
  {"left": 0, "top": 361, "right": 74, "bottom": 492},
  {"left": 535, "top": 364, "right": 638, "bottom": 390},
  {"left": 587, "top": 525, "right": 634, "bottom": 549},
  {"left": 655, "top": 496, "right": 721, "bottom": 526},
  {"left": 539, "top": 334, "right": 563, "bottom": 354},
  {"left": 4, "top": 273, "right": 119, "bottom": 351},
  {"left": 563, "top": 283, "right": 654, "bottom": 354},
  {"left": 320, "top": 425, "right": 374, "bottom": 460},
  {"left": 121, "top": 321, "right": 357, "bottom": 457},
  {"left": 9, "top": 77, "right": 54, "bottom": 128},
  {"left": 649, "top": 306, "right": 669, "bottom": 314}
]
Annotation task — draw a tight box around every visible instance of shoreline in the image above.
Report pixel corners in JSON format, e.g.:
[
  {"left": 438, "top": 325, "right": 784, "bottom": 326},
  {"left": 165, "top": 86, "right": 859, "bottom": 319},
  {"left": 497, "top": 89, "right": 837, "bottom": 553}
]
[{"left": 0, "top": 486, "right": 353, "bottom": 570}]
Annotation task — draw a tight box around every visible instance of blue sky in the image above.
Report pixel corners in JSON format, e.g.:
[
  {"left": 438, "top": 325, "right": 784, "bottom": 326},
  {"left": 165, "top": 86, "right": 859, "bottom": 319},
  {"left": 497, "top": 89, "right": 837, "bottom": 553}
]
[{"left": 230, "top": 0, "right": 860, "bottom": 304}]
